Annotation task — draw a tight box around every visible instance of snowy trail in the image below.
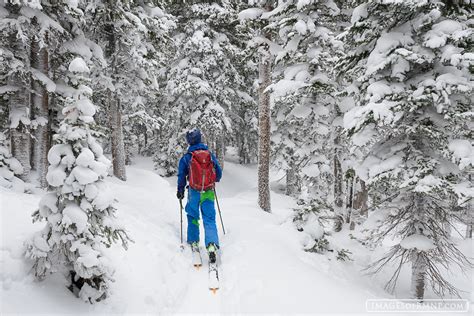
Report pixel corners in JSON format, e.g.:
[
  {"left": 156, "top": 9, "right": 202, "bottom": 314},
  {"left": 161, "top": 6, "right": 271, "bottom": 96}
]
[
  {"left": 162, "top": 161, "right": 376, "bottom": 314},
  {"left": 1, "top": 158, "right": 389, "bottom": 314},
  {"left": 0, "top": 159, "right": 377, "bottom": 314}
]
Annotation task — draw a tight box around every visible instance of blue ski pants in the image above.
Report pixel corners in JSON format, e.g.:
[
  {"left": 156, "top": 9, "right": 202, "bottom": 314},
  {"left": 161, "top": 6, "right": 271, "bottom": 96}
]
[{"left": 185, "top": 188, "right": 219, "bottom": 247}]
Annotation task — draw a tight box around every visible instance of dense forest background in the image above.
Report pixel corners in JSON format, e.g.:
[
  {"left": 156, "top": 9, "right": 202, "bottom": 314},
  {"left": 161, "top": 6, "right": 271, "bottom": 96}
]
[{"left": 0, "top": 0, "right": 472, "bottom": 304}]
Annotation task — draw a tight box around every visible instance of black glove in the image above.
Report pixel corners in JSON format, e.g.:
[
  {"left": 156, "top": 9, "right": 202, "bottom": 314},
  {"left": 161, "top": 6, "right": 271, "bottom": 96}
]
[{"left": 177, "top": 190, "right": 184, "bottom": 200}]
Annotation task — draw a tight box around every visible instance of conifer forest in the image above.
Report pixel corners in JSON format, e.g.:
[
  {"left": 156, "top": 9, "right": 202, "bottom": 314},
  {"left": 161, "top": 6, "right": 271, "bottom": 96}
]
[{"left": 1, "top": 0, "right": 473, "bottom": 314}]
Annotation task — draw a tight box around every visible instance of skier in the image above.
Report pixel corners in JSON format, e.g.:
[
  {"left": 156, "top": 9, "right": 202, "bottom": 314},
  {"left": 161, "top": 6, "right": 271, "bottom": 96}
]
[{"left": 177, "top": 128, "right": 222, "bottom": 264}]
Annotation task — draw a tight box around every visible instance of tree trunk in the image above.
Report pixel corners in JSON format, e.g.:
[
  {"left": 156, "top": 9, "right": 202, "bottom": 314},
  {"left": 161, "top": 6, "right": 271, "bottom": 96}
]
[
  {"left": 105, "top": 4, "right": 126, "bottom": 180},
  {"left": 465, "top": 175, "right": 472, "bottom": 239},
  {"left": 30, "top": 32, "right": 50, "bottom": 188},
  {"left": 353, "top": 178, "right": 368, "bottom": 217},
  {"left": 411, "top": 252, "right": 427, "bottom": 301},
  {"left": 411, "top": 194, "right": 428, "bottom": 301},
  {"left": 144, "top": 130, "right": 148, "bottom": 149},
  {"left": 350, "top": 177, "right": 368, "bottom": 230},
  {"left": 8, "top": 10, "right": 31, "bottom": 179},
  {"left": 10, "top": 128, "right": 30, "bottom": 178},
  {"left": 466, "top": 224, "right": 473, "bottom": 239},
  {"left": 257, "top": 10, "right": 272, "bottom": 213},
  {"left": 333, "top": 133, "right": 344, "bottom": 231},
  {"left": 137, "top": 132, "right": 142, "bottom": 155},
  {"left": 109, "top": 96, "right": 127, "bottom": 180},
  {"left": 345, "top": 174, "right": 354, "bottom": 223},
  {"left": 238, "top": 131, "right": 250, "bottom": 164}
]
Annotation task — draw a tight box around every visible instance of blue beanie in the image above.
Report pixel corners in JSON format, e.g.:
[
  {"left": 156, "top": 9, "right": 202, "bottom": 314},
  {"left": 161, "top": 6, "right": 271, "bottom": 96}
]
[{"left": 186, "top": 128, "right": 201, "bottom": 145}]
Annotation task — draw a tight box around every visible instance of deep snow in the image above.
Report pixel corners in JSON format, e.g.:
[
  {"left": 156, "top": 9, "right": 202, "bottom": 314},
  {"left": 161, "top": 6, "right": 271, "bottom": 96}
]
[{"left": 1, "top": 157, "right": 472, "bottom": 315}]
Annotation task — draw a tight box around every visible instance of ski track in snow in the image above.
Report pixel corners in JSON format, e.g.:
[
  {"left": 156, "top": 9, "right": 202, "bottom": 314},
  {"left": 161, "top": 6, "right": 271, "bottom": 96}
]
[{"left": 1, "top": 158, "right": 472, "bottom": 315}]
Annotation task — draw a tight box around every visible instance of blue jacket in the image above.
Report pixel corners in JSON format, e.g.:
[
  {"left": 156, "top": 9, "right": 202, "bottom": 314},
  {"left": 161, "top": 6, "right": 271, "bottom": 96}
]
[{"left": 177, "top": 143, "right": 222, "bottom": 193}]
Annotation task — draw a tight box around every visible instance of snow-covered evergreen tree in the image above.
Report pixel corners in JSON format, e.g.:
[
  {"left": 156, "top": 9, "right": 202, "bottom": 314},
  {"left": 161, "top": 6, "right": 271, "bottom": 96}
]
[
  {"left": 0, "top": 3, "right": 24, "bottom": 190},
  {"left": 81, "top": 0, "right": 172, "bottom": 179},
  {"left": 265, "top": 0, "right": 365, "bottom": 234},
  {"left": 116, "top": 2, "right": 174, "bottom": 163},
  {"left": 233, "top": 84, "right": 259, "bottom": 164},
  {"left": 239, "top": 0, "right": 279, "bottom": 212},
  {"left": 28, "top": 3, "right": 58, "bottom": 188},
  {"left": 340, "top": 0, "right": 473, "bottom": 299},
  {"left": 1, "top": 0, "right": 75, "bottom": 186},
  {"left": 1, "top": 1, "right": 33, "bottom": 179},
  {"left": 270, "top": 0, "right": 342, "bottom": 198},
  {"left": 155, "top": 0, "right": 243, "bottom": 175},
  {"left": 0, "top": 131, "right": 24, "bottom": 191},
  {"left": 228, "top": 2, "right": 259, "bottom": 165},
  {"left": 26, "top": 57, "right": 130, "bottom": 303}
]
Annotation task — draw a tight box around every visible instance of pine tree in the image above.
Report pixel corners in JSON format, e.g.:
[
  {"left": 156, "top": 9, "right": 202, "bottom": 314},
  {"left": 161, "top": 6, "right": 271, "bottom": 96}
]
[
  {"left": 267, "top": 0, "right": 360, "bottom": 235},
  {"left": 270, "top": 0, "right": 343, "bottom": 201},
  {"left": 26, "top": 57, "right": 130, "bottom": 303},
  {"left": 28, "top": 1, "right": 64, "bottom": 188},
  {"left": 1, "top": 1, "right": 68, "bottom": 187},
  {"left": 52, "top": 1, "right": 172, "bottom": 172},
  {"left": 0, "top": 131, "right": 24, "bottom": 191},
  {"left": 84, "top": 0, "right": 172, "bottom": 179},
  {"left": 239, "top": 0, "right": 276, "bottom": 212},
  {"left": 30, "top": 29, "right": 51, "bottom": 188},
  {"left": 256, "top": 2, "right": 272, "bottom": 213},
  {"left": 233, "top": 63, "right": 259, "bottom": 164},
  {"left": 155, "top": 0, "right": 243, "bottom": 175},
  {"left": 0, "top": 2, "right": 24, "bottom": 190},
  {"left": 1, "top": 2, "right": 33, "bottom": 179},
  {"left": 100, "top": 0, "right": 127, "bottom": 180},
  {"left": 340, "top": 0, "right": 473, "bottom": 299},
  {"left": 230, "top": 2, "right": 259, "bottom": 164}
]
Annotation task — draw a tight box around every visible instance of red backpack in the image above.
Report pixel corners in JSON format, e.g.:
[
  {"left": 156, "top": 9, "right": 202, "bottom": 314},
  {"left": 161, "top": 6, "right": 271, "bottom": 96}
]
[{"left": 188, "top": 150, "right": 216, "bottom": 191}]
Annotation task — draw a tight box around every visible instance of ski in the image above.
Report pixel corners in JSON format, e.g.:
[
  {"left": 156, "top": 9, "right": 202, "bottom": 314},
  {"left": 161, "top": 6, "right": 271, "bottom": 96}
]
[
  {"left": 191, "top": 244, "right": 202, "bottom": 268},
  {"left": 208, "top": 262, "right": 219, "bottom": 293},
  {"left": 208, "top": 247, "right": 219, "bottom": 293}
]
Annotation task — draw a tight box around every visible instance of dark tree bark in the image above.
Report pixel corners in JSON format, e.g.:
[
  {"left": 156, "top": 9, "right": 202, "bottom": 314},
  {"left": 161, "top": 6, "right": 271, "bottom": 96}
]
[
  {"left": 466, "top": 224, "right": 473, "bottom": 239},
  {"left": 348, "top": 177, "right": 368, "bottom": 230},
  {"left": 465, "top": 174, "right": 472, "bottom": 239},
  {"left": 411, "top": 252, "right": 427, "bottom": 301},
  {"left": 410, "top": 195, "right": 428, "bottom": 301},
  {"left": 109, "top": 96, "right": 126, "bottom": 180},
  {"left": 333, "top": 132, "right": 344, "bottom": 231},
  {"left": 105, "top": 2, "right": 126, "bottom": 181},
  {"left": 257, "top": 6, "right": 272, "bottom": 213},
  {"left": 345, "top": 173, "right": 355, "bottom": 230},
  {"left": 8, "top": 4, "right": 31, "bottom": 179},
  {"left": 30, "top": 31, "right": 50, "bottom": 188},
  {"left": 353, "top": 178, "right": 368, "bottom": 217}
]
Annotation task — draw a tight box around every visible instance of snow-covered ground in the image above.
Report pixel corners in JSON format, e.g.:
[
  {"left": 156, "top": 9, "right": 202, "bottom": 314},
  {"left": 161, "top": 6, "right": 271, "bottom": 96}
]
[{"left": 1, "top": 157, "right": 472, "bottom": 315}]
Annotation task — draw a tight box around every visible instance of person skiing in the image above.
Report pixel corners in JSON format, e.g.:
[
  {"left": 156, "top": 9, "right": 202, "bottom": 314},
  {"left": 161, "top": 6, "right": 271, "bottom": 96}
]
[{"left": 177, "top": 128, "right": 222, "bottom": 263}]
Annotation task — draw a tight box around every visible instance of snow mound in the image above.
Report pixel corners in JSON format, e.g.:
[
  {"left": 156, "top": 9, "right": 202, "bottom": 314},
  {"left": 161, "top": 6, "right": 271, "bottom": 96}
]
[
  {"left": 62, "top": 203, "right": 88, "bottom": 233},
  {"left": 68, "top": 57, "right": 90, "bottom": 73},
  {"left": 414, "top": 175, "right": 442, "bottom": 193},
  {"left": 351, "top": 3, "right": 368, "bottom": 24},
  {"left": 424, "top": 19, "right": 464, "bottom": 49},
  {"left": 238, "top": 8, "right": 264, "bottom": 21},
  {"left": 400, "top": 234, "right": 436, "bottom": 251},
  {"left": 448, "top": 139, "right": 473, "bottom": 169}
]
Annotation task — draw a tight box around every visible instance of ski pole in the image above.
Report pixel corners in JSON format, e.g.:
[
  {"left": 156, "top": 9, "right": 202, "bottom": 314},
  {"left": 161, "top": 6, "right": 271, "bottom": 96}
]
[
  {"left": 213, "top": 187, "right": 226, "bottom": 235},
  {"left": 179, "top": 198, "right": 184, "bottom": 249}
]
